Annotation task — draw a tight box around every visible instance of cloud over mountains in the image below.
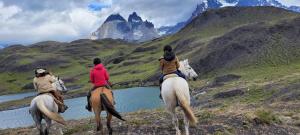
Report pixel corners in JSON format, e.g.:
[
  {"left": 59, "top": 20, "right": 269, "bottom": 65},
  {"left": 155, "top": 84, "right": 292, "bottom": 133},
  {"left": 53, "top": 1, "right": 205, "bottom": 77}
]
[{"left": 0, "top": 0, "right": 199, "bottom": 45}]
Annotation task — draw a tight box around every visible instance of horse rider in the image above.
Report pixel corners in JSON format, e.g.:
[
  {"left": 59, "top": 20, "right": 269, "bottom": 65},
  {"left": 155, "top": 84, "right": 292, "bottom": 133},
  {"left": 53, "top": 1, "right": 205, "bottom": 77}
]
[
  {"left": 33, "top": 68, "right": 68, "bottom": 113},
  {"left": 158, "top": 45, "right": 186, "bottom": 98},
  {"left": 86, "top": 58, "right": 115, "bottom": 112}
]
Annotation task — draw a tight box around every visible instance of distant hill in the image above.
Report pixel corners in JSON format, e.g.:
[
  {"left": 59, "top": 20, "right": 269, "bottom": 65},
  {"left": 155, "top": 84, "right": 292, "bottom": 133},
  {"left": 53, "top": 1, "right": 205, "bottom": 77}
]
[
  {"left": 0, "top": 39, "right": 135, "bottom": 94},
  {"left": 175, "top": 6, "right": 300, "bottom": 74},
  {"left": 0, "top": 6, "right": 300, "bottom": 95}
]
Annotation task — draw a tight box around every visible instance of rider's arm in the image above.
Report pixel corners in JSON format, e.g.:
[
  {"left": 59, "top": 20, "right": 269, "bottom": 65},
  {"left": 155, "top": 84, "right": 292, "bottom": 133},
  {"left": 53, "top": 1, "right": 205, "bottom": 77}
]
[
  {"left": 90, "top": 70, "right": 94, "bottom": 84},
  {"left": 33, "top": 78, "right": 37, "bottom": 90},
  {"left": 48, "top": 75, "right": 56, "bottom": 83},
  {"left": 159, "top": 59, "right": 164, "bottom": 71}
]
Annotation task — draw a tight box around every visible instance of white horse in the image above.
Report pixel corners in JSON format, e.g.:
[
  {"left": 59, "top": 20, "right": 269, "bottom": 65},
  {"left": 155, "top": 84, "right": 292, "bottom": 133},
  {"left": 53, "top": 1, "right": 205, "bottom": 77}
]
[
  {"left": 29, "top": 76, "right": 68, "bottom": 135},
  {"left": 162, "top": 59, "right": 198, "bottom": 135},
  {"left": 179, "top": 59, "right": 198, "bottom": 80}
]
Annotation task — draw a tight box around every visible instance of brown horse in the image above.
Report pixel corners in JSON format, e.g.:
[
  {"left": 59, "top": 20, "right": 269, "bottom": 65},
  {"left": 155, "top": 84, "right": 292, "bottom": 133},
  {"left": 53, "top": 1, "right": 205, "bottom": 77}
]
[{"left": 90, "top": 87, "right": 125, "bottom": 134}]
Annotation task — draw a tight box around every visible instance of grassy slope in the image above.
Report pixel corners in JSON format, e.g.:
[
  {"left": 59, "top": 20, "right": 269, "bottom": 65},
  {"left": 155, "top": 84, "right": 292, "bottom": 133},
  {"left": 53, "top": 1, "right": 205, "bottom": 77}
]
[{"left": 0, "top": 39, "right": 135, "bottom": 94}]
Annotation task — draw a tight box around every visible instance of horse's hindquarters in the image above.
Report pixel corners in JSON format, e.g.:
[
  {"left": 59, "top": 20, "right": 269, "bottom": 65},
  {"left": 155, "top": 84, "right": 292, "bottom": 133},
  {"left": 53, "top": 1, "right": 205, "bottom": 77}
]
[
  {"left": 90, "top": 88, "right": 114, "bottom": 111},
  {"left": 161, "top": 77, "right": 190, "bottom": 107}
]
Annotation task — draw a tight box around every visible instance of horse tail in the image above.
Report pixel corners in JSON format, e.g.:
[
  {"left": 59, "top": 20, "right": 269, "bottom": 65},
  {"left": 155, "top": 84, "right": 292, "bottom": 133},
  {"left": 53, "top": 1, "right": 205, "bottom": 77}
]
[
  {"left": 174, "top": 87, "right": 198, "bottom": 126},
  {"left": 100, "top": 93, "right": 125, "bottom": 121},
  {"left": 36, "top": 98, "right": 66, "bottom": 125}
]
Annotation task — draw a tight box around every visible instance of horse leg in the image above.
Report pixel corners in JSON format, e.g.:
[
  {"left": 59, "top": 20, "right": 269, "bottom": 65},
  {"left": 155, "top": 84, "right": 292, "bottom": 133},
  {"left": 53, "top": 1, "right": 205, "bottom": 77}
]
[
  {"left": 44, "top": 117, "right": 52, "bottom": 135},
  {"left": 106, "top": 113, "right": 113, "bottom": 135},
  {"left": 95, "top": 110, "right": 103, "bottom": 132},
  {"left": 37, "top": 121, "right": 43, "bottom": 135},
  {"left": 31, "top": 110, "right": 43, "bottom": 135},
  {"left": 184, "top": 114, "right": 190, "bottom": 135},
  {"left": 168, "top": 107, "right": 181, "bottom": 135}
]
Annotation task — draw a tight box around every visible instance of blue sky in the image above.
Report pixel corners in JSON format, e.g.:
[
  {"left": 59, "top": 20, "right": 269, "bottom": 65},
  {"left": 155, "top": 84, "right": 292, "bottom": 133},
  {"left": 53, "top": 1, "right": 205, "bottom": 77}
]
[
  {"left": 0, "top": 0, "right": 299, "bottom": 45},
  {"left": 88, "top": 1, "right": 111, "bottom": 11}
]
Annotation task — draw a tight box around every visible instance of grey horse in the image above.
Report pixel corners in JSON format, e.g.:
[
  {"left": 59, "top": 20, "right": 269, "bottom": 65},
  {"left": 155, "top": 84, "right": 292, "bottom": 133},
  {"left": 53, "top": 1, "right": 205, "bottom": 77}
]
[{"left": 29, "top": 76, "right": 68, "bottom": 135}]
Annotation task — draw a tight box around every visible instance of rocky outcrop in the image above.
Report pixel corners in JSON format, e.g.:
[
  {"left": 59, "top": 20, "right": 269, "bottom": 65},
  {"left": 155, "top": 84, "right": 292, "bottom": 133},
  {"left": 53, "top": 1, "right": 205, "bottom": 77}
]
[{"left": 91, "top": 12, "right": 159, "bottom": 42}]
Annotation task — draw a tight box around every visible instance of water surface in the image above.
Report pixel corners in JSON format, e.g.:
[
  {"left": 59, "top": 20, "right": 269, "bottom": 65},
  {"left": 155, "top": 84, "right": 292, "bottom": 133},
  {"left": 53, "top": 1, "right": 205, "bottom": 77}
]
[
  {"left": 0, "top": 87, "right": 163, "bottom": 129},
  {"left": 0, "top": 92, "right": 36, "bottom": 103}
]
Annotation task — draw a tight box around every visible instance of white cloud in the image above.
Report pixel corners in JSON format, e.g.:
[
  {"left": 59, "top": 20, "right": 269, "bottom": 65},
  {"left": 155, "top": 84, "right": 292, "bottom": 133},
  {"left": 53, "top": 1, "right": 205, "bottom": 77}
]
[
  {"left": 0, "top": 0, "right": 202, "bottom": 45},
  {"left": 0, "top": 1, "right": 22, "bottom": 21},
  {"left": 277, "top": 0, "right": 300, "bottom": 7},
  {"left": 0, "top": 1, "right": 102, "bottom": 45}
]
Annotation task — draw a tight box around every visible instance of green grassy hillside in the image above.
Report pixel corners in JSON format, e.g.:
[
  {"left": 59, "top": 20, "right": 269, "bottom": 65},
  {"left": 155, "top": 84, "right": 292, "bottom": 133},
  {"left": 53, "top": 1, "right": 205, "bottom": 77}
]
[{"left": 0, "top": 39, "right": 135, "bottom": 94}]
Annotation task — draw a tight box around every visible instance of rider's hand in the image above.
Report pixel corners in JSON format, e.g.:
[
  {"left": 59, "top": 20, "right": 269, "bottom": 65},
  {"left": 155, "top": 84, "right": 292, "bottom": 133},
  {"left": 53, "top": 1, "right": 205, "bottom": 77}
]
[{"left": 107, "top": 81, "right": 113, "bottom": 87}]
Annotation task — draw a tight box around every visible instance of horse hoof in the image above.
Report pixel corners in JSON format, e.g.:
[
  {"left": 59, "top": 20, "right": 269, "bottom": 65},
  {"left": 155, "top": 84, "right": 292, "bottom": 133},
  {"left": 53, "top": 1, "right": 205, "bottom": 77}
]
[{"left": 109, "top": 129, "right": 113, "bottom": 135}]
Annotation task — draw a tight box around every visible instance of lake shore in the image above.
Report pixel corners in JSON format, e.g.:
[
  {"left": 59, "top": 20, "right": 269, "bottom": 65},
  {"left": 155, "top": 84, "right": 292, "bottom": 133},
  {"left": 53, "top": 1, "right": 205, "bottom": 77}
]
[{"left": 1, "top": 104, "right": 299, "bottom": 135}]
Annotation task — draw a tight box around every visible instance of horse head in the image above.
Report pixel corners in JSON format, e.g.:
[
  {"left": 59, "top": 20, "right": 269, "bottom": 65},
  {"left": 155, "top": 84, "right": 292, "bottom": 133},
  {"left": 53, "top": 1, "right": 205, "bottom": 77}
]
[
  {"left": 52, "top": 76, "right": 68, "bottom": 93},
  {"left": 179, "top": 59, "right": 198, "bottom": 81}
]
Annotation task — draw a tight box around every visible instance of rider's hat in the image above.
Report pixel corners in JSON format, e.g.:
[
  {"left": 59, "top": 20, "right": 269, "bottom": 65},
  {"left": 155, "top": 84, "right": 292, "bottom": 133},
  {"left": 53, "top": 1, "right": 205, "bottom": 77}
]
[{"left": 36, "top": 68, "right": 46, "bottom": 74}]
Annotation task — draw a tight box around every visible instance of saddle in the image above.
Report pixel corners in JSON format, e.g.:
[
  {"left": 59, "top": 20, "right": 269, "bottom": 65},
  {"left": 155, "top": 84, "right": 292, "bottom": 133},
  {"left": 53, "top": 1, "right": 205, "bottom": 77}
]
[{"left": 163, "top": 74, "right": 179, "bottom": 81}]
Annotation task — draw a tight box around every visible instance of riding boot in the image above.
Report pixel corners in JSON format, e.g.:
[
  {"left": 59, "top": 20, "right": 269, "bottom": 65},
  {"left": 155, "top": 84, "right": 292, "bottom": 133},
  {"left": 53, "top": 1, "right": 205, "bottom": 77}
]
[
  {"left": 85, "top": 91, "right": 92, "bottom": 112},
  {"left": 159, "top": 76, "right": 163, "bottom": 100},
  {"left": 159, "top": 85, "right": 162, "bottom": 99},
  {"left": 51, "top": 91, "right": 68, "bottom": 113}
]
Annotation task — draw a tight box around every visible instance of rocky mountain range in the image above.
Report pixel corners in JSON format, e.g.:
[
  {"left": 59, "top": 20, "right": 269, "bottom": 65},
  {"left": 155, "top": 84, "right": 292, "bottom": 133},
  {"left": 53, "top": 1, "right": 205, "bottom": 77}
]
[
  {"left": 91, "top": 12, "right": 159, "bottom": 42},
  {"left": 159, "top": 0, "right": 300, "bottom": 35}
]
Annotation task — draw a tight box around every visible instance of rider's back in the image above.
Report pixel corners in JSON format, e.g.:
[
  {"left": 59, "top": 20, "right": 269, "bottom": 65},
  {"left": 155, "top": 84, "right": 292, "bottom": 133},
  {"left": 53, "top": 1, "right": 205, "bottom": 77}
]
[
  {"left": 160, "top": 57, "right": 180, "bottom": 75},
  {"left": 90, "top": 63, "right": 109, "bottom": 87},
  {"left": 33, "top": 74, "right": 56, "bottom": 94}
]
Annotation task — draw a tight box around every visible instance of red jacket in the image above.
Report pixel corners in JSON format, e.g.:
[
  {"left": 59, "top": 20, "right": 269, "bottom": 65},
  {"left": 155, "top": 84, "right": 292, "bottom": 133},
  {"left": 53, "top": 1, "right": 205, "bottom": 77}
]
[{"left": 90, "top": 64, "right": 109, "bottom": 87}]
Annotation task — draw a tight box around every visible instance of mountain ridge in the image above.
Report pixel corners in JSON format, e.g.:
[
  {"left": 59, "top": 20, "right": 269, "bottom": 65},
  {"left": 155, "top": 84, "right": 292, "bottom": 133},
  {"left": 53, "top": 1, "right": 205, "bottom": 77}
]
[
  {"left": 159, "top": 0, "right": 300, "bottom": 35},
  {"left": 91, "top": 12, "right": 159, "bottom": 42}
]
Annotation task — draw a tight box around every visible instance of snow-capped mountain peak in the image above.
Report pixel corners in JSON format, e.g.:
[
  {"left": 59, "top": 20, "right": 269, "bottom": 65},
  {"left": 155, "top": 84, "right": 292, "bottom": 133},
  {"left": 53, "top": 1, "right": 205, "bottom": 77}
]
[
  {"left": 219, "top": 0, "right": 238, "bottom": 7},
  {"left": 158, "top": 0, "right": 300, "bottom": 36}
]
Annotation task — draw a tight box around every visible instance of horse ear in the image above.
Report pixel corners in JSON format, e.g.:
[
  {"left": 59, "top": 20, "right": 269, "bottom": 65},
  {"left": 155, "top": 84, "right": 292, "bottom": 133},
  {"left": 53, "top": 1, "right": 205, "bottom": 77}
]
[{"left": 183, "top": 59, "right": 188, "bottom": 65}]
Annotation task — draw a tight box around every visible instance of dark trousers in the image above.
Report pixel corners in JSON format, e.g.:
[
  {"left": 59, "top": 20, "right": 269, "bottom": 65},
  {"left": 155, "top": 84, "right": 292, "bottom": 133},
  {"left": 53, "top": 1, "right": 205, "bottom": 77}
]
[{"left": 159, "top": 70, "right": 186, "bottom": 84}]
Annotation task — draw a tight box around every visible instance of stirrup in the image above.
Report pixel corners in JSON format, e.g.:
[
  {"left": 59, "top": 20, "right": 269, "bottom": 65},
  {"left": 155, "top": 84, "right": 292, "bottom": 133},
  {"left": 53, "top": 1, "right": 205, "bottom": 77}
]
[{"left": 85, "top": 105, "right": 92, "bottom": 112}]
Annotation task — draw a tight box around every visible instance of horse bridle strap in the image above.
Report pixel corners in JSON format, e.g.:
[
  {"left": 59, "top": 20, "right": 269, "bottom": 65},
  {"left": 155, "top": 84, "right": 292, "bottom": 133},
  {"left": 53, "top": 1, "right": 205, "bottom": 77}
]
[{"left": 57, "top": 78, "right": 66, "bottom": 91}]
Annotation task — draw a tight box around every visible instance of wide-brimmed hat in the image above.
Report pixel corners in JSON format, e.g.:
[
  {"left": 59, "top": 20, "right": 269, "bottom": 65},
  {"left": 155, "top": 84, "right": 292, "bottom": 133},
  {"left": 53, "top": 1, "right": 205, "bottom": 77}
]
[{"left": 36, "top": 68, "right": 46, "bottom": 74}]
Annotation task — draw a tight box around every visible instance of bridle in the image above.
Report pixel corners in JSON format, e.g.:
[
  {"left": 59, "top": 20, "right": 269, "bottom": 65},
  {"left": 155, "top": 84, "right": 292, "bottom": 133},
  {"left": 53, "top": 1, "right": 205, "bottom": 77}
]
[{"left": 57, "top": 76, "right": 66, "bottom": 91}]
